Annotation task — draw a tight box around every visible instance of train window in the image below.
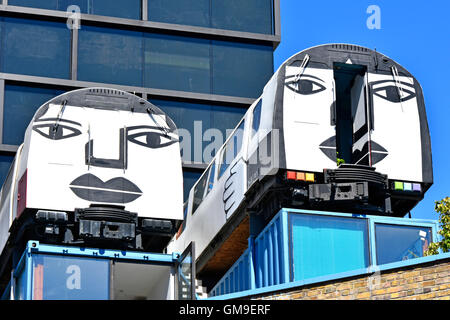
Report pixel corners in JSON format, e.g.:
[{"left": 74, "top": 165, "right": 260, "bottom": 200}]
[
  {"left": 205, "top": 162, "right": 216, "bottom": 196},
  {"left": 251, "top": 99, "right": 262, "bottom": 137},
  {"left": 218, "top": 119, "right": 245, "bottom": 179},
  {"left": 191, "top": 166, "right": 211, "bottom": 214}
]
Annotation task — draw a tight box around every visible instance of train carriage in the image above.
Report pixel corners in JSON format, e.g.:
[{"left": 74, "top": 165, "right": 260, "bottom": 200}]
[
  {"left": 167, "top": 44, "right": 433, "bottom": 287},
  {"left": 0, "top": 88, "right": 184, "bottom": 281}
]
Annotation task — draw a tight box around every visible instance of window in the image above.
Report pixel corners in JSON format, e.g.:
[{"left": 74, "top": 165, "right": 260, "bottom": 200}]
[
  {"left": 212, "top": 41, "right": 273, "bottom": 98},
  {"left": 3, "top": 85, "right": 65, "bottom": 146},
  {"left": 290, "top": 214, "right": 370, "bottom": 281},
  {"left": 375, "top": 223, "right": 432, "bottom": 265},
  {"left": 0, "top": 155, "right": 15, "bottom": 191},
  {"left": 205, "top": 162, "right": 215, "bottom": 196},
  {"left": 148, "top": 0, "right": 210, "bottom": 28},
  {"left": 218, "top": 120, "right": 245, "bottom": 178},
  {"left": 151, "top": 100, "right": 246, "bottom": 163},
  {"left": 8, "top": 0, "right": 141, "bottom": 20},
  {"left": 0, "top": 17, "right": 71, "bottom": 79},
  {"left": 251, "top": 99, "right": 262, "bottom": 137},
  {"left": 78, "top": 25, "right": 143, "bottom": 86},
  {"left": 191, "top": 166, "right": 211, "bottom": 214},
  {"left": 211, "top": 0, "right": 273, "bottom": 34},
  {"left": 182, "top": 170, "right": 202, "bottom": 202},
  {"left": 144, "top": 34, "right": 210, "bottom": 93}
]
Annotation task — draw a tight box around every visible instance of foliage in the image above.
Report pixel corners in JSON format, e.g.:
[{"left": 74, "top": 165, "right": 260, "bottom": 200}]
[
  {"left": 425, "top": 197, "right": 450, "bottom": 256},
  {"left": 336, "top": 152, "right": 345, "bottom": 166}
]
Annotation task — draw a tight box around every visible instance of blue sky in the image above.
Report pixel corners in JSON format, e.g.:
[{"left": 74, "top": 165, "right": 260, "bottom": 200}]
[{"left": 274, "top": 0, "right": 449, "bottom": 220}]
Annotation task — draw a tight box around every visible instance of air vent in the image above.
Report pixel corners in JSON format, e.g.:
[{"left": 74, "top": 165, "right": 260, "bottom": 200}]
[
  {"left": 87, "top": 88, "right": 125, "bottom": 96},
  {"left": 331, "top": 44, "right": 369, "bottom": 53}
]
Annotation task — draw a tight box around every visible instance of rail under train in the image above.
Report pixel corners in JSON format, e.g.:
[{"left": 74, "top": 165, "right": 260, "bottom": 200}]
[
  {"left": 167, "top": 43, "right": 433, "bottom": 287},
  {"left": 0, "top": 88, "right": 184, "bottom": 285}
]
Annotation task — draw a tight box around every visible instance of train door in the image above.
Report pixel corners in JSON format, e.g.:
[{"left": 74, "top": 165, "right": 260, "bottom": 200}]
[
  {"left": 81, "top": 108, "right": 129, "bottom": 203},
  {"left": 333, "top": 63, "right": 373, "bottom": 166},
  {"left": 175, "top": 242, "right": 196, "bottom": 300}
]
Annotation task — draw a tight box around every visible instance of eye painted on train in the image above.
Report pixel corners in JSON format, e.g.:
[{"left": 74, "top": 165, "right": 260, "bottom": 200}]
[
  {"left": 32, "top": 118, "right": 82, "bottom": 140},
  {"left": 285, "top": 74, "right": 326, "bottom": 95},
  {"left": 127, "top": 126, "right": 178, "bottom": 149},
  {"left": 371, "top": 80, "right": 416, "bottom": 103}
]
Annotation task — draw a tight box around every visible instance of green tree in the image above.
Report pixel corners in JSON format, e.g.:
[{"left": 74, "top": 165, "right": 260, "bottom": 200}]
[{"left": 425, "top": 197, "right": 450, "bottom": 256}]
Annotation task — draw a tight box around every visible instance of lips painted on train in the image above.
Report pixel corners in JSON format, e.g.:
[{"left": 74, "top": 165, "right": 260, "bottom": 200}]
[
  {"left": 69, "top": 173, "right": 142, "bottom": 203},
  {"left": 319, "top": 136, "right": 388, "bottom": 165}
]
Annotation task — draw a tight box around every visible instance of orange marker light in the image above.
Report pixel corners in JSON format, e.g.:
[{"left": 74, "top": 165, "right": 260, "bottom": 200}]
[{"left": 297, "top": 172, "right": 306, "bottom": 181}]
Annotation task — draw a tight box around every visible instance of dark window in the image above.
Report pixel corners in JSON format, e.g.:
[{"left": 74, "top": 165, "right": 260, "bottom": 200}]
[
  {"left": 78, "top": 25, "right": 143, "bottom": 86},
  {"left": 0, "top": 17, "right": 71, "bottom": 79},
  {"left": 0, "top": 155, "right": 15, "bottom": 191},
  {"left": 148, "top": 0, "right": 210, "bottom": 28},
  {"left": 151, "top": 100, "right": 246, "bottom": 163},
  {"left": 218, "top": 119, "right": 245, "bottom": 178},
  {"left": 9, "top": 0, "right": 141, "bottom": 19},
  {"left": 212, "top": 41, "right": 273, "bottom": 98},
  {"left": 8, "top": 0, "right": 58, "bottom": 10},
  {"left": 251, "top": 99, "right": 262, "bottom": 137},
  {"left": 205, "top": 162, "right": 215, "bottom": 196},
  {"left": 3, "top": 85, "right": 65, "bottom": 145},
  {"left": 182, "top": 170, "right": 202, "bottom": 202},
  {"left": 144, "top": 34, "right": 210, "bottom": 93},
  {"left": 375, "top": 223, "right": 432, "bottom": 265},
  {"left": 192, "top": 166, "right": 211, "bottom": 213},
  {"left": 211, "top": 0, "right": 273, "bottom": 34}
]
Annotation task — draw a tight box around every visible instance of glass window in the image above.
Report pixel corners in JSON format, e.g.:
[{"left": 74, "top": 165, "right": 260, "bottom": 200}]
[
  {"left": 205, "top": 162, "right": 215, "bottom": 196},
  {"left": 151, "top": 100, "right": 246, "bottom": 163},
  {"left": 0, "top": 17, "right": 71, "bottom": 79},
  {"left": 192, "top": 166, "right": 211, "bottom": 213},
  {"left": 211, "top": 105, "right": 247, "bottom": 141},
  {"left": 148, "top": 0, "right": 210, "bottom": 28},
  {"left": 78, "top": 25, "right": 143, "bottom": 86},
  {"left": 144, "top": 34, "right": 210, "bottom": 94},
  {"left": 3, "top": 85, "right": 65, "bottom": 146},
  {"left": 290, "top": 214, "right": 370, "bottom": 281},
  {"left": 8, "top": 0, "right": 58, "bottom": 10},
  {"left": 212, "top": 41, "right": 273, "bottom": 98},
  {"left": 211, "top": 0, "right": 273, "bottom": 34},
  {"left": 182, "top": 170, "right": 201, "bottom": 202},
  {"left": 218, "top": 120, "right": 245, "bottom": 178},
  {"left": 31, "top": 254, "right": 109, "bottom": 300},
  {"left": 251, "top": 99, "right": 262, "bottom": 137},
  {"left": 0, "top": 155, "right": 15, "bottom": 190},
  {"left": 151, "top": 99, "right": 212, "bottom": 163},
  {"left": 375, "top": 223, "right": 432, "bottom": 265},
  {"left": 8, "top": 0, "right": 141, "bottom": 20}
]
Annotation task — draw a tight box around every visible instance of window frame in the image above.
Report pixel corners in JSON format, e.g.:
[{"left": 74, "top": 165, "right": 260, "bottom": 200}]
[{"left": 217, "top": 117, "right": 245, "bottom": 180}]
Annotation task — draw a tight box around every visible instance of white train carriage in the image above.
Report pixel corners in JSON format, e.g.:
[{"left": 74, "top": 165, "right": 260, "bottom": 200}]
[
  {"left": 167, "top": 44, "right": 433, "bottom": 287},
  {"left": 0, "top": 88, "right": 184, "bottom": 267}
]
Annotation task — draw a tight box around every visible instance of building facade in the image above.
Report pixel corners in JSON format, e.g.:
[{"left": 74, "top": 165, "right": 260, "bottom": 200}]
[{"left": 0, "top": 0, "right": 280, "bottom": 200}]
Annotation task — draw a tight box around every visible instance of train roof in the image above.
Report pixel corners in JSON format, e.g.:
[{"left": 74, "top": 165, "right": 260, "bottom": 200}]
[
  {"left": 32, "top": 87, "right": 178, "bottom": 131},
  {"left": 279, "top": 43, "right": 415, "bottom": 78}
]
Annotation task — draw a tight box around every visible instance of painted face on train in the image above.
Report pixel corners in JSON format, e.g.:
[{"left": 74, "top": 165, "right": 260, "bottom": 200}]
[
  {"left": 28, "top": 101, "right": 180, "bottom": 212},
  {"left": 282, "top": 55, "right": 422, "bottom": 182}
]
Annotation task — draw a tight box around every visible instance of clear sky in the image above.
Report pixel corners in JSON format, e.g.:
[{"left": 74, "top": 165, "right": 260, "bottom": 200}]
[{"left": 274, "top": 0, "right": 449, "bottom": 220}]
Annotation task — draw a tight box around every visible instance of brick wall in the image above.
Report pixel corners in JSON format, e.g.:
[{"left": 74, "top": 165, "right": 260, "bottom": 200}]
[{"left": 252, "top": 257, "right": 450, "bottom": 300}]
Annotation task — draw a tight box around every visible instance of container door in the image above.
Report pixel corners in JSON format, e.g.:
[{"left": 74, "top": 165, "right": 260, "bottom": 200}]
[{"left": 175, "top": 242, "right": 195, "bottom": 300}]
